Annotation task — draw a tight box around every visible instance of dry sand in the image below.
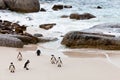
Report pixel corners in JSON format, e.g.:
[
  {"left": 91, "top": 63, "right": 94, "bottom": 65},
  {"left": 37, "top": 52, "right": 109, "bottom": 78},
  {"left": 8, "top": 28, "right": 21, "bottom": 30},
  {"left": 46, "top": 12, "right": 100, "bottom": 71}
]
[{"left": 0, "top": 47, "right": 120, "bottom": 80}]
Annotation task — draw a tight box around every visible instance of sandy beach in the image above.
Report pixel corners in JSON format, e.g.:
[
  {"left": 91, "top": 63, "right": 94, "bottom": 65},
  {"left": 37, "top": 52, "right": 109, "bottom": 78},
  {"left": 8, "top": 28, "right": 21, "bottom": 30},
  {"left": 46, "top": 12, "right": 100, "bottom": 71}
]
[{"left": 0, "top": 46, "right": 120, "bottom": 80}]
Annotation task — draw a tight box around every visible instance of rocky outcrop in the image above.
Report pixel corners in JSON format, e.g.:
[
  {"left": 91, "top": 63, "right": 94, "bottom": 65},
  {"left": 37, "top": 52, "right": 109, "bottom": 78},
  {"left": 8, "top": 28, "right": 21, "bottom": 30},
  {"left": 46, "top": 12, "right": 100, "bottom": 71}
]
[
  {"left": 0, "top": 20, "right": 58, "bottom": 48},
  {"left": 62, "top": 23, "right": 120, "bottom": 50},
  {"left": 0, "top": 0, "right": 6, "bottom": 9},
  {"left": 70, "top": 13, "right": 96, "bottom": 20},
  {"left": 0, "top": 20, "right": 27, "bottom": 34},
  {"left": 0, "top": 20, "right": 39, "bottom": 48},
  {"left": 61, "top": 31, "right": 120, "bottom": 50},
  {"left": 3, "top": 0, "right": 40, "bottom": 12},
  {"left": 39, "top": 23, "right": 56, "bottom": 30}
]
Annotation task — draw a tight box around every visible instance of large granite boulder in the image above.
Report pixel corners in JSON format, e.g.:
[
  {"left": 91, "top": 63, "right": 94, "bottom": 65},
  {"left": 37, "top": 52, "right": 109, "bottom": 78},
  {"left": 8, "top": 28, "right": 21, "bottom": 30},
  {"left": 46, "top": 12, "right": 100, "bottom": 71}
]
[
  {"left": 0, "top": 0, "right": 6, "bottom": 9},
  {"left": 10, "top": 34, "right": 39, "bottom": 44},
  {"left": 61, "top": 31, "right": 120, "bottom": 50},
  {"left": 0, "top": 34, "right": 23, "bottom": 48},
  {"left": 3, "top": 0, "right": 40, "bottom": 12}
]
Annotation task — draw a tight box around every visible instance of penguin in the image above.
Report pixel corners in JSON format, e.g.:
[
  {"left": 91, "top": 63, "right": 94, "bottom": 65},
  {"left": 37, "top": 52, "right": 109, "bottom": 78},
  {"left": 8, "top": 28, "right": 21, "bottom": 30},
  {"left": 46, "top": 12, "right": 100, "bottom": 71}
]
[
  {"left": 50, "top": 55, "right": 56, "bottom": 64},
  {"left": 36, "top": 49, "right": 41, "bottom": 56},
  {"left": 56, "top": 57, "right": 62, "bottom": 67},
  {"left": 24, "top": 60, "right": 30, "bottom": 70},
  {"left": 9, "top": 62, "right": 15, "bottom": 73},
  {"left": 17, "top": 52, "right": 23, "bottom": 61}
]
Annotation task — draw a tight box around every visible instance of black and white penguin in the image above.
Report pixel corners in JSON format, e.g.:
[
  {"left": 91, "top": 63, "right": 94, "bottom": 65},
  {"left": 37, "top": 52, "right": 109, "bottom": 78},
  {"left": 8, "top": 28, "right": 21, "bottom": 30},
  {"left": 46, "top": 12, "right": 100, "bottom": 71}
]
[
  {"left": 56, "top": 57, "right": 62, "bottom": 67},
  {"left": 17, "top": 52, "right": 23, "bottom": 61},
  {"left": 24, "top": 60, "right": 30, "bottom": 70},
  {"left": 9, "top": 62, "right": 15, "bottom": 73},
  {"left": 50, "top": 55, "right": 56, "bottom": 64}
]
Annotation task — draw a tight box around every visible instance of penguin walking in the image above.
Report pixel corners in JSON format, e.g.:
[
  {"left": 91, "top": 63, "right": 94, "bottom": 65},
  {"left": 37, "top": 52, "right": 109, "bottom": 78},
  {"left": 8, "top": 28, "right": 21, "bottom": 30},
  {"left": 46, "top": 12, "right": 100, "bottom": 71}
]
[
  {"left": 50, "top": 55, "right": 56, "bottom": 64},
  {"left": 17, "top": 52, "right": 23, "bottom": 61},
  {"left": 9, "top": 62, "right": 15, "bottom": 73},
  {"left": 24, "top": 60, "right": 30, "bottom": 70},
  {"left": 56, "top": 57, "right": 62, "bottom": 67},
  {"left": 36, "top": 49, "right": 41, "bottom": 56}
]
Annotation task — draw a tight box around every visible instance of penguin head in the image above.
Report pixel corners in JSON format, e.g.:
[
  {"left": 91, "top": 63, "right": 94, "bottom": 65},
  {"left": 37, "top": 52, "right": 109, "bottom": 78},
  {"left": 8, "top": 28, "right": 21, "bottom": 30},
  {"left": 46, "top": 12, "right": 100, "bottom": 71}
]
[{"left": 11, "top": 62, "right": 13, "bottom": 64}]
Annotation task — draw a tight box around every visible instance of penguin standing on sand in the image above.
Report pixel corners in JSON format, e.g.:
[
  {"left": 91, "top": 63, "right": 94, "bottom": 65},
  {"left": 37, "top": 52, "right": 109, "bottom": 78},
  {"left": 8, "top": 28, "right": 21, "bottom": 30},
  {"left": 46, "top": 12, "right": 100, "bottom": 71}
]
[
  {"left": 24, "top": 60, "right": 30, "bottom": 70},
  {"left": 17, "top": 52, "right": 23, "bottom": 61},
  {"left": 50, "top": 55, "right": 56, "bottom": 64},
  {"left": 56, "top": 57, "right": 62, "bottom": 67},
  {"left": 9, "top": 62, "right": 15, "bottom": 73},
  {"left": 36, "top": 49, "right": 41, "bottom": 56}
]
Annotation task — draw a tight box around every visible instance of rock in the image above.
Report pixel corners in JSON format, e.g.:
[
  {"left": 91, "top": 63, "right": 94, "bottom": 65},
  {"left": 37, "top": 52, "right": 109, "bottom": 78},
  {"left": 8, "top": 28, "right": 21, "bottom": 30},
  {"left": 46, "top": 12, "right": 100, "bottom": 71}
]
[
  {"left": 7, "top": 33, "right": 39, "bottom": 44},
  {"left": 52, "top": 4, "right": 63, "bottom": 11},
  {"left": 23, "top": 32, "right": 39, "bottom": 44},
  {"left": 61, "top": 31, "right": 120, "bottom": 50},
  {"left": 69, "top": 13, "right": 80, "bottom": 20},
  {"left": 97, "top": 6, "right": 102, "bottom": 9},
  {"left": 2, "top": 20, "right": 12, "bottom": 26},
  {"left": 0, "top": 20, "right": 27, "bottom": 34},
  {"left": 0, "top": 34, "right": 23, "bottom": 48},
  {"left": 61, "top": 15, "right": 69, "bottom": 18},
  {"left": 0, "top": 0, "right": 6, "bottom": 9},
  {"left": 11, "top": 23, "right": 27, "bottom": 34},
  {"left": 34, "top": 33, "right": 43, "bottom": 37},
  {"left": 83, "top": 23, "right": 120, "bottom": 34},
  {"left": 39, "top": 23, "right": 56, "bottom": 30},
  {"left": 38, "top": 37, "right": 58, "bottom": 42},
  {"left": 64, "top": 5, "right": 72, "bottom": 8},
  {"left": 3, "top": 0, "right": 40, "bottom": 13},
  {"left": 0, "top": 30, "right": 11, "bottom": 34},
  {"left": 79, "top": 13, "right": 96, "bottom": 19},
  {"left": 40, "top": 8, "right": 46, "bottom": 12},
  {"left": 70, "top": 13, "right": 96, "bottom": 20}
]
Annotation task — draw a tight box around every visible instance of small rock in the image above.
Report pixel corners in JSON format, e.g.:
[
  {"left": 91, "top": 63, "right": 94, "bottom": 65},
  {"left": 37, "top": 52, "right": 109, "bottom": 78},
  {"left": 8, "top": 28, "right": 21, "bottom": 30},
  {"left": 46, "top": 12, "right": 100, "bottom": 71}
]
[
  {"left": 70, "top": 13, "right": 96, "bottom": 20},
  {"left": 34, "top": 33, "right": 43, "bottom": 37},
  {"left": 64, "top": 5, "right": 72, "bottom": 8},
  {"left": 52, "top": 4, "right": 63, "bottom": 11},
  {"left": 97, "top": 6, "right": 102, "bottom": 9},
  {"left": 38, "top": 37, "right": 58, "bottom": 42},
  {"left": 40, "top": 8, "right": 46, "bottom": 12},
  {"left": 61, "top": 15, "right": 69, "bottom": 18},
  {"left": 39, "top": 23, "right": 56, "bottom": 30},
  {"left": 70, "top": 13, "right": 80, "bottom": 20}
]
